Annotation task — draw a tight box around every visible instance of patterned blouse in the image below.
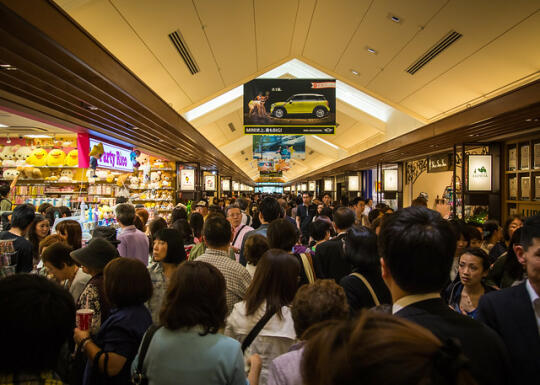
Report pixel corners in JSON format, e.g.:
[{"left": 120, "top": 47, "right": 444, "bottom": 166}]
[
  {"left": 76, "top": 273, "right": 109, "bottom": 335},
  {"left": 146, "top": 262, "right": 168, "bottom": 323}
]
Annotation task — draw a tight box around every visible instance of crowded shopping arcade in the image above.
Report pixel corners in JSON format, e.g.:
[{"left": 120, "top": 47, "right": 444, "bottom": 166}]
[{"left": 0, "top": 1, "right": 539, "bottom": 384}]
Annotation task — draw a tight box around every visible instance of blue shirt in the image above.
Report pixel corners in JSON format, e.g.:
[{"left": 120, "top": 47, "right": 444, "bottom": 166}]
[
  {"left": 132, "top": 326, "right": 247, "bottom": 385},
  {"left": 84, "top": 305, "right": 152, "bottom": 385}
]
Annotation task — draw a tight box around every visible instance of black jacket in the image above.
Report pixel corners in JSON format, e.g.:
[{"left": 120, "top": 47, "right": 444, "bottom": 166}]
[
  {"left": 339, "top": 267, "right": 391, "bottom": 315},
  {"left": 313, "top": 233, "right": 352, "bottom": 282},
  {"left": 396, "top": 298, "right": 511, "bottom": 385},
  {"left": 477, "top": 282, "right": 540, "bottom": 384}
]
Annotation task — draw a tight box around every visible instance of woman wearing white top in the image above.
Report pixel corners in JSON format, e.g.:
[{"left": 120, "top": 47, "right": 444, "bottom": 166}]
[{"left": 225, "top": 249, "right": 299, "bottom": 385}]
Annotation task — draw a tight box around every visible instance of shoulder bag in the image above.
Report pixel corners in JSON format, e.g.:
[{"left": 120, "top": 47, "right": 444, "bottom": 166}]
[
  {"left": 241, "top": 310, "right": 276, "bottom": 353},
  {"left": 351, "top": 272, "right": 380, "bottom": 306},
  {"left": 132, "top": 324, "right": 161, "bottom": 385},
  {"left": 299, "top": 253, "right": 316, "bottom": 284}
]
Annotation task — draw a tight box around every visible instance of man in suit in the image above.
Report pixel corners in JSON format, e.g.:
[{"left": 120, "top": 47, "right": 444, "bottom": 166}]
[
  {"left": 313, "top": 206, "right": 355, "bottom": 282},
  {"left": 477, "top": 216, "right": 540, "bottom": 384},
  {"left": 379, "top": 206, "right": 511, "bottom": 385},
  {"left": 239, "top": 196, "right": 281, "bottom": 266},
  {"left": 296, "top": 192, "right": 317, "bottom": 245}
]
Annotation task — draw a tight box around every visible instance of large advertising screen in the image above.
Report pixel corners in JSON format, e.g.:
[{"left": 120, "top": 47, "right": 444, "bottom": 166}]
[
  {"left": 253, "top": 135, "right": 305, "bottom": 159},
  {"left": 244, "top": 78, "right": 336, "bottom": 135}
]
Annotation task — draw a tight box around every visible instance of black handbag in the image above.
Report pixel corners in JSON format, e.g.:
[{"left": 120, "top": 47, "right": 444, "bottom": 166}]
[{"left": 131, "top": 325, "right": 161, "bottom": 385}]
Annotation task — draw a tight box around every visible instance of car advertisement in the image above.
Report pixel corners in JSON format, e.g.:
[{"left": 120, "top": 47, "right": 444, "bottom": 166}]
[
  {"left": 244, "top": 78, "right": 336, "bottom": 135},
  {"left": 253, "top": 135, "right": 306, "bottom": 159}
]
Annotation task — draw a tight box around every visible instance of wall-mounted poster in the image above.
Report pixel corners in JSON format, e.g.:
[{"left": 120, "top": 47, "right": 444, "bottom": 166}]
[
  {"left": 508, "top": 148, "right": 517, "bottom": 170},
  {"left": 233, "top": 182, "right": 240, "bottom": 191},
  {"left": 253, "top": 135, "right": 306, "bottom": 159},
  {"left": 534, "top": 143, "right": 540, "bottom": 169},
  {"left": 324, "top": 179, "right": 333, "bottom": 191},
  {"left": 204, "top": 175, "right": 216, "bottom": 191},
  {"left": 348, "top": 175, "right": 359, "bottom": 191},
  {"left": 180, "top": 169, "right": 195, "bottom": 191},
  {"left": 509, "top": 177, "right": 517, "bottom": 200},
  {"left": 535, "top": 176, "right": 540, "bottom": 200},
  {"left": 284, "top": 186, "right": 290, "bottom": 192},
  {"left": 244, "top": 78, "right": 336, "bottom": 135},
  {"left": 308, "top": 181, "right": 316, "bottom": 192},
  {"left": 383, "top": 169, "right": 398, "bottom": 192},
  {"left": 221, "top": 179, "right": 230, "bottom": 192},
  {"left": 520, "top": 145, "right": 530, "bottom": 170},
  {"left": 468, "top": 155, "right": 492, "bottom": 192},
  {"left": 521, "top": 177, "right": 530, "bottom": 199}
]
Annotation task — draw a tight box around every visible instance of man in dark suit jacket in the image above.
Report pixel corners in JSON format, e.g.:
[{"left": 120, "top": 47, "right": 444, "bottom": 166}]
[
  {"left": 313, "top": 206, "right": 355, "bottom": 282},
  {"left": 379, "top": 207, "right": 511, "bottom": 385},
  {"left": 477, "top": 215, "right": 540, "bottom": 384}
]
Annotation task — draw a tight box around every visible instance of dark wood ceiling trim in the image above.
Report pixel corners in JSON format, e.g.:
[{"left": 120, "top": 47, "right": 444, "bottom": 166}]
[{"left": 0, "top": 0, "right": 252, "bottom": 183}]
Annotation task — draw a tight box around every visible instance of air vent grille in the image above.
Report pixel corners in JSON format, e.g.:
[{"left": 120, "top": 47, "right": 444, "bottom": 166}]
[
  {"left": 168, "top": 29, "right": 200, "bottom": 75},
  {"left": 228, "top": 122, "right": 236, "bottom": 132},
  {"left": 406, "top": 30, "right": 462, "bottom": 75}
]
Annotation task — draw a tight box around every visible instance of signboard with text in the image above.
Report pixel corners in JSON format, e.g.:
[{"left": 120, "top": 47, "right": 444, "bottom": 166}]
[
  {"left": 383, "top": 169, "right": 398, "bottom": 192},
  {"left": 180, "top": 169, "right": 195, "bottom": 191},
  {"left": 89, "top": 138, "right": 133, "bottom": 172},
  {"left": 468, "top": 155, "right": 492, "bottom": 192},
  {"left": 204, "top": 175, "right": 216, "bottom": 191},
  {"left": 244, "top": 78, "right": 336, "bottom": 135}
]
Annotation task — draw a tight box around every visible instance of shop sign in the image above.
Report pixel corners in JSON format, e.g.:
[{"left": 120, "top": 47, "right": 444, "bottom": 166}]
[
  {"left": 233, "top": 182, "right": 240, "bottom": 191},
  {"left": 244, "top": 78, "right": 336, "bottom": 135},
  {"left": 180, "top": 169, "right": 195, "bottom": 191},
  {"left": 301, "top": 183, "right": 307, "bottom": 191},
  {"left": 308, "top": 181, "right": 316, "bottom": 192},
  {"left": 324, "top": 178, "right": 333, "bottom": 191},
  {"left": 348, "top": 175, "right": 359, "bottom": 191},
  {"left": 284, "top": 186, "right": 291, "bottom": 192},
  {"left": 428, "top": 154, "right": 452, "bottom": 173},
  {"left": 89, "top": 138, "right": 133, "bottom": 172},
  {"left": 204, "top": 175, "right": 216, "bottom": 191},
  {"left": 383, "top": 170, "right": 398, "bottom": 192},
  {"left": 468, "top": 155, "right": 492, "bottom": 192},
  {"left": 221, "top": 179, "right": 231, "bottom": 192}
]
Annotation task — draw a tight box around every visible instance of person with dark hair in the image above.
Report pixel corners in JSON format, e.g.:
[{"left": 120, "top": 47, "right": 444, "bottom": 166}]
[
  {"left": 240, "top": 197, "right": 282, "bottom": 265},
  {"left": 196, "top": 215, "right": 251, "bottom": 313},
  {"left": 148, "top": 216, "right": 168, "bottom": 253},
  {"left": 300, "top": 311, "right": 478, "bottom": 385},
  {"left": 189, "top": 212, "right": 204, "bottom": 243},
  {"left": 170, "top": 218, "right": 195, "bottom": 256},
  {"left": 351, "top": 197, "right": 369, "bottom": 226},
  {"left": 26, "top": 213, "right": 50, "bottom": 265},
  {"left": 443, "top": 248, "right": 496, "bottom": 319},
  {"left": 448, "top": 219, "right": 471, "bottom": 282},
  {"left": 308, "top": 220, "right": 331, "bottom": 252},
  {"left": 478, "top": 215, "right": 540, "bottom": 384},
  {"left": 227, "top": 204, "right": 253, "bottom": 263},
  {"left": 237, "top": 197, "right": 253, "bottom": 227},
  {"left": 37, "top": 202, "right": 52, "bottom": 215},
  {"left": 370, "top": 216, "right": 384, "bottom": 235},
  {"left": 313, "top": 207, "right": 355, "bottom": 282},
  {"left": 296, "top": 193, "right": 317, "bottom": 245},
  {"left": 45, "top": 206, "right": 62, "bottom": 227},
  {"left": 379, "top": 206, "right": 511, "bottom": 385},
  {"left": 0, "top": 184, "right": 13, "bottom": 212},
  {"left": 133, "top": 215, "right": 145, "bottom": 232},
  {"left": 42, "top": 241, "right": 91, "bottom": 301},
  {"left": 147, "top": 228, "right": 186, "bottom": 322},
  {"left": 481, "top": 220, "right": 502, "bottom": 254},
  {"left": 268, "top": 280, "right": 349, "bottom": 385},
  {"left": 226, "top": 249, "right": 299, "bottom": 384},
  {"left": 244, "top": 234, "right": 269, "bottom": 277},
  {"left": 74, "top": 258, "right": 152, "bottom": 385},
  {"left": 116, "top": 203, "right": 149, "bottom": 265},
  {"left": 170, "top": 206, "right": 188, "bottom": 224},
  {"left": 489, "top": 215, "right": 522, "bottom": 264},
  {"left": 0, "top": 203, "right": 35, "bottom": 272},
  {"left": 39, "top": 233, "right": 66, "bottom": 256},
  {"left": 339, "top": 226, "right": 391, "bottom": 315},
  {"left": 115, "top": 196, "right": 128, "bottom": 205},
  {"left": 367, "top": 208, "right": 382, "bottom": 224},
  {"left": 466, "top": 225, "right": 483, "bottom": 248},
  {"left": 58, "top": 206, "right": 72, "bottom": 218},
  {"left": 486, "top": 227, "right": 526, "bottom": 288},
  {"left": 135, "top": 208, "right": 149, "bottom": 231},
  {"left": 56, "top": 219, "right": 82, "bottom": 250},
  {"left": 411, "top": 196, "right": 428, "bottom": 207},
  {"left": 71, "top": 238, "right": 120, "bottom": 333},
  {"left": 0, "top": 274, "right": 75, "bottom": 384}
]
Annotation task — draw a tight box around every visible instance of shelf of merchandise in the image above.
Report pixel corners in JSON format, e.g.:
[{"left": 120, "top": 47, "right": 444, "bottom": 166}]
[
  {"left": 129, "top": 186, "right": 174, "bottom": 190},
  {"left": 0, "top": 166, "right": 79, "bottom": 169},
  {"left": 149, "top": 168, "right": 174, "bottom": 171}
]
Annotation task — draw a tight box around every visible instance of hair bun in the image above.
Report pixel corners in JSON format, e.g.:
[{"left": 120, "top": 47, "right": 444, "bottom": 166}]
[{"left": 432, "top": 338, "right": 470, "bottom": 384}]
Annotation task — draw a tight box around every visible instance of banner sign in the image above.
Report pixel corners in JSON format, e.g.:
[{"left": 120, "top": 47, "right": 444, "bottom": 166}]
[
  {"left": 253, "top": 135, "right": 305, "bottom": 159},
  {"left": 89, "top": 138, "right": 133, "bottom": 172},
  {"left": 244, "top": 78, "right": 336, "bottom": 135},
  {"left": 221, "top": 178, "right": 230, "bottom": 192},
  {"left": 180, "top": 169, "right": 195, "bottom": 191},
  {"left": 348, "top": 175, "right": 360, "bottom": 191},
  {"left": 383, "top": 169, "right": 398, "bottom": 192},
  {"left": 204, "top": 175, "right": 216, "bottom": 191},
  {"left": 468, "top": 155, "right": 492, "bottom": 192},
  {"left": 428, "top": 154, "right": 452, "bottom": 173}
]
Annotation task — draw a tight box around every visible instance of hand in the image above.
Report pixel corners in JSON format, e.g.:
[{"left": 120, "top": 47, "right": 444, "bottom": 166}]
[{"left": 73, "top": 328, "right": 90, "bottom": 345}]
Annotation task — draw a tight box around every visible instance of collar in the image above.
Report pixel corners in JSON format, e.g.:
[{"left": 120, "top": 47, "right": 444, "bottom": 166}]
[
  {"left": 526, "top": 279, "right": 540, "bottom": 305},
  {"left": 121, "top": 225, "right": 136, "bottom": 232},
  {"left": 204, "top": 248, "right": 229, "bottom": 258},
  {"left": 392, "top": 292, "right": 441, "bottom": 314}
]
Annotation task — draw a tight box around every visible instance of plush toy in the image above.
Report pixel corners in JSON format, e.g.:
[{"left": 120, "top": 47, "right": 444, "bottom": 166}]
[
  {"left": 116, "top": 173, "right": 131, "bottom": 188},
  {"left": 89, "top": 142, "right": 104, "bottom": 177},
  {"left": 27, "top": 148, "right": 48, "bottom": 167},
  {"left": 130, "top": 150, "right": 140, "bottom": 170},
  {"left": 105, "top": 171, "right": 114, "bottom": 183},
  {"left": 14, "top": 146, "right": 33, "bottom": 166},
  {"left": 137, "top": 153, "right": 150, "bottom": 183},
  {"left": 3, "top": 168, "right": 20, "bottom": 180},
  {"left": 45, "top": 172, "right": 59, "bottom": 181},
  {"left": 150, "top": 171, "right": 161, "bottom": 189},
  {"left": 0, "top": 146, "right": 17, "bottom": 167},
  {"left": 58, "top": 169, "right": 74, "bottom": 182},
  {"left": 65, "top": 149, "right": 78, "bottom": 166},
  {"left": 129, "top": 175, "right": 139, "bottom": 188},
  {"left": 47, "top": 149, "right": 66, "bottom": 167}
]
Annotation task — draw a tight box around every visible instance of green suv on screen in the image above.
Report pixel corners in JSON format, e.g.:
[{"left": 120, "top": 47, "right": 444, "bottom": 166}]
[{"left": 270, "top": 94, "right": 330, "bottom": 119}]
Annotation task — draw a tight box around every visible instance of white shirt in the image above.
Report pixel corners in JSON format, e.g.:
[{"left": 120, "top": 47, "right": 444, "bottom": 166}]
[
  {"left": 392, "top": 292, "right": 441, "bottom": 314},
  {"left": 525, "top": 279, "right": 540, "bottom": 335}
]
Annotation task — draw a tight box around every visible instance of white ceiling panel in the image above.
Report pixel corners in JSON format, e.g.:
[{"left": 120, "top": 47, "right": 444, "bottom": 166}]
[{"left": 302, "top": 0, "right": 372, "bottom": 69}]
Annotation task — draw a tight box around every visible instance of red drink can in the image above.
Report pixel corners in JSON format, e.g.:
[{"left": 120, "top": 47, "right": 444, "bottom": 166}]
[{"left": 76, "top": 309, "right": 94, "bottom": 331}]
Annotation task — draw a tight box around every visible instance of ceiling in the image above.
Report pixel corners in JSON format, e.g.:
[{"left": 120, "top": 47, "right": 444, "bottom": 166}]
[
  {"left": 7, "top": 0, "right": 540, "bottom": 181},
  {"left": 0, "top": 109, "right": 75, "bottom": 136}
]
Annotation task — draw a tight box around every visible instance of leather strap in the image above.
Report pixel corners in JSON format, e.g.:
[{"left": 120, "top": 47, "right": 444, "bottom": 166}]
[
  {"left": 351, "top": 272, "right": 380, "bottom": 306},
  {"left": 242, "top": 310, "right": 276, "bottom": 353},
  {"left": 132, "top": 325, "right": 161, "bottom": 384},
  {"left": 299, "top": 253, "right": 315, "bottom": 284},
  {"left": 232, "top": 225, "right": 246, "bottom": 245}
]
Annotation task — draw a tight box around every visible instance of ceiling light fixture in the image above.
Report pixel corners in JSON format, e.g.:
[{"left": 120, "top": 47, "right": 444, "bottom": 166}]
[
  {"left": 350, "top": 69, "right": 359, "bottom": 76},
  {"left": 367, "top": 47, "right": 377, "bottom": 54},
  {"left": 24, "top": 134, "right": 52, "bottom": 138},
  {"left": 0, "top": 123, "right": 7, "bottom": 128},
  {"left": 313, "top": 135, "right": 339, "bottom": 149},
  {"left": 390, "top": 15, "right": 401, "bottom": 23}
]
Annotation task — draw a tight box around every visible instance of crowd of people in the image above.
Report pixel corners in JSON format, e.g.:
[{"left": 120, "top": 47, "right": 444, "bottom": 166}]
[{"left": 0, "top": 191, "right": 538, "bottom": 385}]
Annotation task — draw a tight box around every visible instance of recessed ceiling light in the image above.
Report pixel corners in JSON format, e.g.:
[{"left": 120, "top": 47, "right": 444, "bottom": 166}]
[
  {"left": 390, "top": 15, "right": 401, "bottom": 23},
  {"left": 158, "top": 139, "right": 165, "bottom": 142},
  {"left": 0, "top": 123, "right": 7, "bottom": 128},
  {"left": 350, "top": 69, "right": 359, "bottom": 76},
  {"left": 24, "top": 134, "right": 53, "bottom": 138},
  {"left": 367, "top": 47, "right": 377, "bottom": 55},
  {"left": 5, "top": 67, "right": 17, "bottom": 71},
  {"left": 525, "top": 118, "right": 532, "bottom": 122},
  {"left": 0, "top": 64, "right": 11, "bottom": 68}
]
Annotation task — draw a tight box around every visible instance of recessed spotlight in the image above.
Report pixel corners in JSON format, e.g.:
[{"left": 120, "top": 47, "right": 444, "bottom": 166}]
[
  {"left": 390, "top": 15, "right": 401, "bottom": 23},
  {"left": 366, "top": 47, "right": 377, "bottom": 55},
  {"left": 0, "top": 123, "right": 7, "bottom": 128},
  {"left": 526, "top": 118, "right": 532, "bottom": 122},
  {"left": 5, "top": 67, "right": 17, "bottom": 71},
  {"left": 158, "top": 139, "right": 165, "bottom": 142},
  {"left": 0, "top": 64, "right": 10, "bottom": 68},
  {"left": 350, "top": 69, "right": 359, "bottom": 76}
]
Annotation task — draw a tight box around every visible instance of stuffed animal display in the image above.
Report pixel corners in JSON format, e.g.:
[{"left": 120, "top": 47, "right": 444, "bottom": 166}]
[
  {"left": 46, "top": 149, "right": 66, "bottom": 167},
  {"left": 65, "top": 149, "right": 78, "bottom": 166},
  {"left": 26, "top": 148, "right": 48, "bottom": 167}
]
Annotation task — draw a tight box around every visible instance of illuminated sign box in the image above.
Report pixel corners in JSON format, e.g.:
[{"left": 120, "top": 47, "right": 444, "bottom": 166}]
[
  {"left": 204, "top": 175, "right": 216, "bottom": 191},
  {"left": 468, "top": 155, "right": 492, "bottom": 192},
  {"left": 348, "top": 175, "right": 359, "bottom": 191},
  {"left": 324, "top": 179, "right": 333, "bottom": 191},
  {"left": 383, "top": 170, "right": 398, "bottom": 192},
  {"left": 308, "top": 181, "right": 316, "bottom": 191},
  {"left": 222, "top": 179, "right": 231, "bottom": 192},
  {"left": 180, "top": 169, "right": 195, "bottom": 191},
  {"left": 89, "top": 138, "right": 133, "bottom": 172}
]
